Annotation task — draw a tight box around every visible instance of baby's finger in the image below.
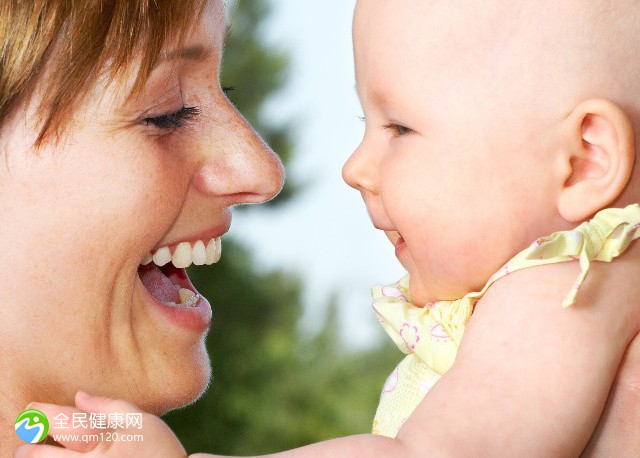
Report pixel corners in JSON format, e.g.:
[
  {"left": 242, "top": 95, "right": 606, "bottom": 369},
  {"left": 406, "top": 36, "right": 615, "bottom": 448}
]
[
  {"left": 74, "top": 392, "right": 140, "bottom": 416},
  {"left": 14, "top": 443, "right": 84, "bottom": 458},
  {"left": 26, "top": 403, "right": 100, "bottom": 452}
]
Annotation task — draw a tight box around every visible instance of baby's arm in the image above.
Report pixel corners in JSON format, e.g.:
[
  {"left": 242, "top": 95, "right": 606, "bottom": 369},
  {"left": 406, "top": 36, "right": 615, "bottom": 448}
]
[
  {"left": 582, "top": 333, "right": 640, "bottom": 456},
  {"left": 254, "top": 259, "right": 637, "bottom": 456},
  {"left": 16, "top": 261, "right": 638, "bottom": 457},
  {"left": 395, "top": 259, "right": 639, "bottom": 456}
]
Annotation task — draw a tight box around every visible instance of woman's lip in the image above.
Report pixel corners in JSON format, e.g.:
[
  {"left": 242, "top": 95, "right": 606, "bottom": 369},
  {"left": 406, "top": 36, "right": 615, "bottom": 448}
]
[{"left": 137, "top": 269, "right": 212, "bottom": 333}]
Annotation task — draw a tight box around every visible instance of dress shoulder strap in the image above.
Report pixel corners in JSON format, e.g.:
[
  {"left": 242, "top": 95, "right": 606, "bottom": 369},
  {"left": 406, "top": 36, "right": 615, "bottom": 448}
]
[{"left": 472, "top": 204, "right": 640, "bottom": 308}]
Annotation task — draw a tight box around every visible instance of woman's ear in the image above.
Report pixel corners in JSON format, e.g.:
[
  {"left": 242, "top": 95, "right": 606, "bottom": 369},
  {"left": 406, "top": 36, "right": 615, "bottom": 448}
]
[{"left": 557, "top": 99, "right": 635, "bottom": 222}]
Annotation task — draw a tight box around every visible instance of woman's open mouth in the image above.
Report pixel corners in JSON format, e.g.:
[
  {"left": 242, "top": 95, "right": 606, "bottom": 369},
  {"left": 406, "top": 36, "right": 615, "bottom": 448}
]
[{"left": 137, "top": 237, "right": 221, "bottom": 331}]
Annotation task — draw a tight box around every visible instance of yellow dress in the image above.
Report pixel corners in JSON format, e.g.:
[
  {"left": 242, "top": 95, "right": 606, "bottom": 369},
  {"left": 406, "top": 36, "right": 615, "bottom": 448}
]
[{"left": 371, "top": 204, "right": 640, "bottom": 438}]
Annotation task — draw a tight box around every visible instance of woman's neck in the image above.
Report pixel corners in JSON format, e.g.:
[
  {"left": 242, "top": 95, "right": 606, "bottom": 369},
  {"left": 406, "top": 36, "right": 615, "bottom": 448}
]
[
  {"left": 1, "top": 398, "right": 23, "bottom": 456},
  {"left": 0, "top": 374, "right": 35, "bottom": 456}
]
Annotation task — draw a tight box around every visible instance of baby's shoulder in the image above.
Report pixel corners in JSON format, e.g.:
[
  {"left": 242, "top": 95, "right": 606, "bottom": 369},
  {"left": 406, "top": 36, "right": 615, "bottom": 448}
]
[
  {"left": 478, "top": 242, "right": 640, "bottom": 341},
  {"left": 569, "top": 241, "right": 640, "bottom": 326}
]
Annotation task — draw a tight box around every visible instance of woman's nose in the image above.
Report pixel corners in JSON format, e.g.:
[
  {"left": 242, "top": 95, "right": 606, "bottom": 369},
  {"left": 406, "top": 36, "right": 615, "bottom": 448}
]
[
  {"left": 194, "top": 106, "right": 285, "bottom": 205},
  {"left": 342, "top": 140, "right": 379, "bottom": 194}
]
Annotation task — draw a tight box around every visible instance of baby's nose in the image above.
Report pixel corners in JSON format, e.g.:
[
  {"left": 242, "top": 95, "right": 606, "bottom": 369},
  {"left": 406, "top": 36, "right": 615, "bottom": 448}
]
[{"left": 342, "top": 142, "right": 378, "bottom": 194}]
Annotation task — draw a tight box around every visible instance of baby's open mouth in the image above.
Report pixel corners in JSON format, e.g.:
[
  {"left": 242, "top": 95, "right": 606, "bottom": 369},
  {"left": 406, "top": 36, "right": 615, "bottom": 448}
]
[{"left": 137, "top": 238, "right": 221, "bottom": 308}]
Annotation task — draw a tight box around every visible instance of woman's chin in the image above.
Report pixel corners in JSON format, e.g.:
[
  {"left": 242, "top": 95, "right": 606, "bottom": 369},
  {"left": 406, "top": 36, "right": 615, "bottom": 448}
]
[{"left": 137, "top": 348, "right": 212, "bottom": 415}]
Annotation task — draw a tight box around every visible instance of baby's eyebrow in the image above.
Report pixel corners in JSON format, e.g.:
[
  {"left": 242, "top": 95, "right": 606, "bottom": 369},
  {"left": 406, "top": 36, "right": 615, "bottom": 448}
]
[
  {"left": 353, "top": 84, "right": 380, "bottom": 106},
  {"left": 356, "top": 85, "right": 392, "bottom": 110}
]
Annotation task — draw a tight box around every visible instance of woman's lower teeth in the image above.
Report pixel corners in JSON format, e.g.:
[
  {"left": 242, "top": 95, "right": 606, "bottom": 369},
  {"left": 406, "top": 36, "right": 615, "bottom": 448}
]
[{"left": 165, "top": 287, "right": 199, "bottom": 308}]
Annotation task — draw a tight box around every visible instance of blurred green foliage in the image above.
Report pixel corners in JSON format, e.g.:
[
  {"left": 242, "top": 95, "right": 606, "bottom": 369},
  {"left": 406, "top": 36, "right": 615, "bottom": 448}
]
[
  {"left": 165, "top": 242, "right": 399, "bottom": 454},
  {"left": 164, "top": 0, "right": 401, "bottom": 454}
]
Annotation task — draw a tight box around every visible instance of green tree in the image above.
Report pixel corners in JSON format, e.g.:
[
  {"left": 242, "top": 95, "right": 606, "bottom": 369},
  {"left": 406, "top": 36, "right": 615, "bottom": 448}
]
[{"left": 164, "top": 0, "right": 401, "bottom": 454}]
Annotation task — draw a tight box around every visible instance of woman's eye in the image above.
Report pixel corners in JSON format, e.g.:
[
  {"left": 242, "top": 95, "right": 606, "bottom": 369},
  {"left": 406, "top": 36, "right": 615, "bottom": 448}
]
[
  {"left": 142, "top": 106, "right": 201, "bottom": 130},
  {"left": 383, "top": 123, "right": 412, "bottom": 137}
]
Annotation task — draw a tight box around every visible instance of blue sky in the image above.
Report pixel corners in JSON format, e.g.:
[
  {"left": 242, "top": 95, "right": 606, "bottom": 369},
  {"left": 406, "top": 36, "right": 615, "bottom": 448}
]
[{"left": 231, "top": 0, "right": 406, "bottom": 347}]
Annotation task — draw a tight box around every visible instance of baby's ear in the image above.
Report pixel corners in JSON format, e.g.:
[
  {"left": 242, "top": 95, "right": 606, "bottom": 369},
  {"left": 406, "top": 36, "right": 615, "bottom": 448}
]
[{"left": 557, "top": 99, "right": 635, "bottom": 222}]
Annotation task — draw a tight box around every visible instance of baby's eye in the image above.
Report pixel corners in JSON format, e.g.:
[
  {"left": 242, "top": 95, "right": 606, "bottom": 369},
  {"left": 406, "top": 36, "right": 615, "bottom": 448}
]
[
  {"left": 142, "top": 106, "right": 201, "bottom": 130},
  {"left": 383, "top": 123, "right": 412, "bottom": 137}
]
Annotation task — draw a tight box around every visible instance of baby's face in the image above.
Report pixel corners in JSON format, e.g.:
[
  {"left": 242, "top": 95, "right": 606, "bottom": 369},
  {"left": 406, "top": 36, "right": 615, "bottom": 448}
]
[{"left": 344, "top": 0, "right": 579, "bottom": 303}]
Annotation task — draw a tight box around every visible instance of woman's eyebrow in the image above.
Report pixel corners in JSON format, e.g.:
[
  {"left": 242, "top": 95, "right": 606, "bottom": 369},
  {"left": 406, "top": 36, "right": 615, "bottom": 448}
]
[
  {"left": 153, "top": 21, "right": 230, "bottom": 71},
  {"left": 157, "top": 23, "right": 231, "bottom": 65},
  {"left": 160, "top": 45, "right": 214, "bottom": 63}
]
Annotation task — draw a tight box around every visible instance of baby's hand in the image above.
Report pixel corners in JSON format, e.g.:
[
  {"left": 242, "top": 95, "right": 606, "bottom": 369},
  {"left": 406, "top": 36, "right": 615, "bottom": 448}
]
[{"left": 14, "top": 392, "right": 187, "bottom": 458}]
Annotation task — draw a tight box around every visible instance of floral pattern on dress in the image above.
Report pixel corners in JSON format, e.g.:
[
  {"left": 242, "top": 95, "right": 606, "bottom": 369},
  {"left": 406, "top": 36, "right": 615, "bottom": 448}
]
[
  {"left": 430, "top": 323, "right": 450, "bottom": 341},
  {"left": 381, "top": 285, "right": 407, "bottom": 301},
  {"left": 400, "top": 322, "right": 420, "bottom": 350}
]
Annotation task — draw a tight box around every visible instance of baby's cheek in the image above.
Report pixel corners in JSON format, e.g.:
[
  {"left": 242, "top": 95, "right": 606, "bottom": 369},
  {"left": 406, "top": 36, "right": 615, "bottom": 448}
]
[
  {"left": 407, "top": 236, "right": 472, "bottom": 301},
  {"left": 441, "top": 224, "right": 507, "bottom": 294}
]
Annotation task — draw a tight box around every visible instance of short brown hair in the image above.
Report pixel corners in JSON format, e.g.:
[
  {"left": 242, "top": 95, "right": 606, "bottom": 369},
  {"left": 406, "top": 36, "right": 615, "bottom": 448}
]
[{"left": 0, "top": 0, "right": 207, "bottom": 145}]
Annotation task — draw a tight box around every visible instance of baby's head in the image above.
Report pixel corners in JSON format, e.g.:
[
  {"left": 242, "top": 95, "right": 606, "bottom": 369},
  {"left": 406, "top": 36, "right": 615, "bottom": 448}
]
[{"left": 344, "top": 0, "right": 640, "bottom": 304}]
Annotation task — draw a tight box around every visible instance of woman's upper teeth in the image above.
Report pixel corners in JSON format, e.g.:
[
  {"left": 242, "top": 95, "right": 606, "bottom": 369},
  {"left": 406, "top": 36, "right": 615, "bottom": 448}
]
[{"left": 140, "top": 237, "right": 222, "bottom": 268}]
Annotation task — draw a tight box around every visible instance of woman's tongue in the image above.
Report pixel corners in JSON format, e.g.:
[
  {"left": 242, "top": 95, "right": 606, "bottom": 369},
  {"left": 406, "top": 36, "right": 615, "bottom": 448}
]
[{"left": 139, "top": 264, "right": 180, "bottom": 303}]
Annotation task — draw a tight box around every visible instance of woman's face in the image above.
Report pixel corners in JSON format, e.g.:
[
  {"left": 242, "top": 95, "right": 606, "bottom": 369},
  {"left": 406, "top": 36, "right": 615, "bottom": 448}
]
[{"left": 0, "top": 0, "right": 283, "bottom": 414}]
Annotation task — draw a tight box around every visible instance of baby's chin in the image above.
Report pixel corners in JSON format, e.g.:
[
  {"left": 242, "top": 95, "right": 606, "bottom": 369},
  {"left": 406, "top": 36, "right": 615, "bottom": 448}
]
[
  {"left": 409, "top": 276, "right": 476, "bottom": 305},
  {"left": 408, "top": 277, "right": 438, "bottom": 306}
]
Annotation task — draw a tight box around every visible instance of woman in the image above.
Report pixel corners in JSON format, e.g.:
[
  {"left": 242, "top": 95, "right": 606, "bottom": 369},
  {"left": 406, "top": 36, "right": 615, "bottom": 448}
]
[{"left": 0, "top": 0, "right": 283, "bottom": 454}]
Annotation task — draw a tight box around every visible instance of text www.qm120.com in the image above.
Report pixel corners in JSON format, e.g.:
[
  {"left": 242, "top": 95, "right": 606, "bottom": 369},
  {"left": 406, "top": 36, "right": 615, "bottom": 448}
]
[{"left": 52, "top": 432, "right": 144, "bottom": 443}]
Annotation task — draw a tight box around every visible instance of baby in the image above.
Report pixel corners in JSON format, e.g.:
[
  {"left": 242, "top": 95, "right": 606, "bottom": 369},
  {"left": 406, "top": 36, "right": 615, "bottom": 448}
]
[{"left": 16, "top": 0, "right": 640, "bottom": 456}]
